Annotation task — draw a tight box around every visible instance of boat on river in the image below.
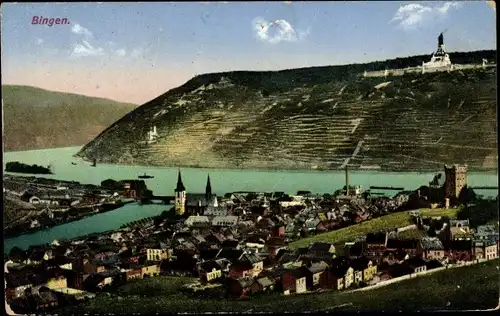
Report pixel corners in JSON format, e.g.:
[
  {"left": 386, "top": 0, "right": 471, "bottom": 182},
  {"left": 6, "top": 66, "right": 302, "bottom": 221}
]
[{"left": 138, "top": 173, "right": 154, "bottom": 179}]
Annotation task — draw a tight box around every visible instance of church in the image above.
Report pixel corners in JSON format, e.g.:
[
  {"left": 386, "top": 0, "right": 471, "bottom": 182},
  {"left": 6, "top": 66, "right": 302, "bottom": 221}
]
[{"left": 174, "top": 171, "right": 220, "bottom": 216}]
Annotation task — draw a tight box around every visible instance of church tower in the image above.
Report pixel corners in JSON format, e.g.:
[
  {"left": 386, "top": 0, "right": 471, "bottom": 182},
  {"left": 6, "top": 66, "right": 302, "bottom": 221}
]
[
  {"left": 175, "top": 170, "right": 186, "bottom": 216},
  {"left": 205, "top": 174, "right": 212, "bottom": 201}
]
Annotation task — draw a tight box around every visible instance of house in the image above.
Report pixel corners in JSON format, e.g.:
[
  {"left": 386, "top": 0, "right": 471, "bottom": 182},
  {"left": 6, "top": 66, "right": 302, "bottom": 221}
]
[
  {"left": 216, "top": 248, "right": 244, "bottom": 262},
  {"left": 382, "top": 249, "right": 408, "bottom": 265},
  {"left": 385, "top": 238, "right": 419, "bottom": 257},
  {"left": 387, "top": 262, "right": 414, "bottom": 278},
  {"left": 473, "top": 240, "right": 498, "bottom": 260},
  {"left": 449, "top": 220, "right": 472, "bottom": 239},
  {"left": 146, "top": 248, "right": 170, "bottom": 261},
  {"left": 475, "top": 225, "right": 498, "bottom": 241},
  {"left": 323, "top": 266, "right": 345, "bottom": 290},
  {"left": 264, "top": 237, "right": 287, "bottom": 259},
  {"left": 364, "top": 232, "right": 388, "bottom": 263},
  {"left": 448, "top": 239, "right": 474, "bottom": 262},
  {"left": 185, "top": 216, "right": 211, "bottom": 227},
  {"left": 42, "top": 256, "right": 73, "bottom": 271},
  {"left": 25, "top": 248, "right": 48, "bottom": 265},
  {"left": 281, "top": 268, "right": 308, "bottom": 295},
  {"left": 418, "top": 237, "right": 446, "bottom": 260},
  {"left": 278, "top": 253, "right": 303, "bottom": 269},
  {"left": 27, "top": 287, "right": 60, "bottom": 312},
  {"left": 270, "top": 225, "right": 286, "bottom": 237},
  {"left": 64, "top": 270, "right": 85, "bottom": 290},
  {"left": 198, "top": 260, "right": 223, "bottom": 283},
  {"left": 228, "top": 277, "right": 260, "bottom": 298},
  {"left": 5, "top": 272, "right": 44, "bottom": 300},
  {"left": 82, "top": 273, "right": 113, "bottom": 291},
  {"left": 349, "top": 257, "right": 377, "bottom": 283},
  {"left": 123, "top": 265, "right": 143, "bottom": 281},
  {"left": 304, "top": 218, "right": 326, "bottom": 232},
  {"left": 343, "top": 266, "right": 354, "bottom": 289},
  {"left": 425, "top": 259, "right": 444, "bottom": 270},
  {"left": 45, "top": 271, "right": 68, "bottom": 290},
  {"left": 327, "top": 258, "right": 354, "bottom": 289},
  {"left": 228, "top": 261, "right": 254, "bottom": 279},
  {"left": 405, "top": 257, "right": 427, "bottom": 273},
  {"left": 308, "top": 242, "right": 336, "bottom": 258},
  {"left": 256, "top": 276, "right": 276, "bottom": 292},
  {"left": 20, "top": 192, "right": 41, "bottom": 204},
  {"left": 204, "top": 204, "right": 228, "bottom": 216},
  {"left": 212, "top": 216, "right": 239, "bottom": 227},
  {"left": 239, "top": 253, "right": 264, "bottom": 277},
  {"left": 300, "top": 261, "right": 329, "bottom": 291},
  {"left": 141, "top": 263, "right": 160, "bottom": 277},
  {"left": 83, "top": 259, "right": 107, "bottom": 274},
  {"left": 346, "top": 242, "right": 364, "bottom": 259}
]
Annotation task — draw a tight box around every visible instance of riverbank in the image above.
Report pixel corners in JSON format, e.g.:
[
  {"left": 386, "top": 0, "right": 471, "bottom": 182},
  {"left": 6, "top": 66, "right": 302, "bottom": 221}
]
[
  {"left": 74, "top": 154, "right": 498, "bottom": 173},
  {"left": 3, "top": 200, "right": 135, "bottom": 239},
  {"left": 3, "top": 203, "right": 169, "bottom": 253}
]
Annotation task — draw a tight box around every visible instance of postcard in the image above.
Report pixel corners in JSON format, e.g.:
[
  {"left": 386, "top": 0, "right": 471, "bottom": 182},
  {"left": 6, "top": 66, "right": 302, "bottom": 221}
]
[{"left": 2, "top": 1, "right": 498, "bottom": 314}]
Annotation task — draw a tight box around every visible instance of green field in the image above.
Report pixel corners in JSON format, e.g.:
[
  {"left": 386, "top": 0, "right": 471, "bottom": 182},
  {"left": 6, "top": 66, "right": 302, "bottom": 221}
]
[
  {"left": 57, "top": 260, "right": 499, "bottom": 313},
  {"left": 288, "top": 212, "right": 413, "bottom": 250},
  {"left": 419, "top": 208, "right": 460, "bottom": 218}
]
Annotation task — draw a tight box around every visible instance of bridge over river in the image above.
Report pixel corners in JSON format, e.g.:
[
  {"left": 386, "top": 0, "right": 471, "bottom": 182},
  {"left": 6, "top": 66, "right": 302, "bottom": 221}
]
[{"left": 138, "top": 195, "right": 175, "bottom": 204}]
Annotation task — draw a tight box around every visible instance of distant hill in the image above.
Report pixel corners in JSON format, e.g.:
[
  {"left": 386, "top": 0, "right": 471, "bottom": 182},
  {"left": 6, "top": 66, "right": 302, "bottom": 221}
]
[
  {"left": 77, "top": 50, "right": 497, "bottom": 172},
  {"left": 2, "top": 85, "right": 137, "bottom": 151}
]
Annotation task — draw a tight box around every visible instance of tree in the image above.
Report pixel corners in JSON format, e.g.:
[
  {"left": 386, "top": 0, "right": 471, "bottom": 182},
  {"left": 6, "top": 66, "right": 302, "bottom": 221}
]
[
  {"left": 458, "top": 186, "right": 477, "bottom": 205},
  {"left": 9, "top": 246, "right": 27, "bottom": 262}
]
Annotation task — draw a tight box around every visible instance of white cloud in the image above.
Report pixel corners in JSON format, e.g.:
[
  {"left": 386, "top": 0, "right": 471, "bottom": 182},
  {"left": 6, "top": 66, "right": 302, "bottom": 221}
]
[
  {"left": 130, "top": 47, "right": 148, "bottom": 58},
  {"left": 116, "top": 49, "right": 126, "bottom": 57},
  {"left": 36, "top": 38, "right": 44, "bottom": 45},
  {"left": 71, "top": 23, "right": 93, "bottom": 38},
  {"left": 391, "top": 2, "right": 463, "bottom": 30},
  {"left": 436, "top": 1, "right": 463, "bottom": 14},
  {"left": 71, "top": 40, "right": 104, "bottom": 57},
  {"left": 252, "top": 17, "right": 308, "bottom": 44}
]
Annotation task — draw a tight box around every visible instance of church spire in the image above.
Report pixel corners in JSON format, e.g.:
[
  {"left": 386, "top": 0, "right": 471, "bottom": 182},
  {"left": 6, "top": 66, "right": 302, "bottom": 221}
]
[
  {"left": 175, "top": 170, "right": 186, "bottom": 192},
  {"left": 205, "top": 174, "right": 212, "bottom": 199}
]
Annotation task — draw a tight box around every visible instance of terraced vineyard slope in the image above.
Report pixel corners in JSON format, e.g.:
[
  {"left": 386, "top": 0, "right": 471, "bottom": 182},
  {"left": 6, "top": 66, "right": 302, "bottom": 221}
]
[{"left": 77, "top": 58, "right": 497, "bottom": 172}]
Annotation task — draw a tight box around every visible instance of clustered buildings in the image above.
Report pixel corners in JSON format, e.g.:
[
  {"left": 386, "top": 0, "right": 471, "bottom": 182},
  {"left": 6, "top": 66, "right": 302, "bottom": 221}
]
[{"left": 4, "top": 164, "right": 498, "bottom": 313}]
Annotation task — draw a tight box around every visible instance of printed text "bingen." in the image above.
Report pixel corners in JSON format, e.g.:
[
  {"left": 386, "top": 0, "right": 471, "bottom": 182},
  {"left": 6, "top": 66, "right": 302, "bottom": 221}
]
[{"left": 32, "top": 16, "right": 70, "bottom": 27}]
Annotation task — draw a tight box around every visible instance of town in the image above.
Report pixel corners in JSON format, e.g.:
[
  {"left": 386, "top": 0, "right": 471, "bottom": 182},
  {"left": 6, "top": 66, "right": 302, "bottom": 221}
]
[
  {"left": 3, "top": 175, "right": 137, "bottom": 238},
  {"left": 4, "top": 164, "right": 499, "bottom": 313}
]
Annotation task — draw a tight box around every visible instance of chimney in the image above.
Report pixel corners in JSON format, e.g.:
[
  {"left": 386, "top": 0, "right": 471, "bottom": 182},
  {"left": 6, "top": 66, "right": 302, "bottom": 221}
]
[{"left": 345, "top": 165, "right": 349, "bottom": 195}]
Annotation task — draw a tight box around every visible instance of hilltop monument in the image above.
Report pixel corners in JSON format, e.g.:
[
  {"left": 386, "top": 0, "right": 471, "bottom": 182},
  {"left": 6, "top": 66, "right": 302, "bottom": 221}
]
[{"left": 422, "top": 31, "right": 452, "bottom": 72}]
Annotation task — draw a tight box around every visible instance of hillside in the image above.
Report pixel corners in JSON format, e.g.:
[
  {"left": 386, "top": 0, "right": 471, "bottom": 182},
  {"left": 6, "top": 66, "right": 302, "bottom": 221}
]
[
  {"left": 56, "top": 260, "right": 499, "bottom": 313},
  {"left": 77, "top": 51, "right": 497, "bottom": 172},
  {"left": 2, "top": 85, "right": 137, "bottom": 151}
]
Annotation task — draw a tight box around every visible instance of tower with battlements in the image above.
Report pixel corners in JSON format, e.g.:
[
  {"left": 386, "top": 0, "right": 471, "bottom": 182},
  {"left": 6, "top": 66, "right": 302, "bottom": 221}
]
[{"left": 444, "top": 164, "right": 468, "bottom": 201}]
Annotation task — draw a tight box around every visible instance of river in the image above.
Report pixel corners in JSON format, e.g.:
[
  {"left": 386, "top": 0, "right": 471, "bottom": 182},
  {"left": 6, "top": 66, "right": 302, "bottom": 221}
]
[{"left": 3, "top": 146, "right": 498, "bottom": 252}]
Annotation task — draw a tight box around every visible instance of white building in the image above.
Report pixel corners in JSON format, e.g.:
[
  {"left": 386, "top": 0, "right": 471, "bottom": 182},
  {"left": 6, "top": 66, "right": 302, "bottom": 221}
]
[{"left": 147, "top": 126, "right": 159, "bottom": 144}]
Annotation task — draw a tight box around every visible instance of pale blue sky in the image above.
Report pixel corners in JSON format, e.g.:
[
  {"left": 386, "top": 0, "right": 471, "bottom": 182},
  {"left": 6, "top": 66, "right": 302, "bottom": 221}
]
[{"left": 1, "top": 1, "right": 496, "bottom": 103}]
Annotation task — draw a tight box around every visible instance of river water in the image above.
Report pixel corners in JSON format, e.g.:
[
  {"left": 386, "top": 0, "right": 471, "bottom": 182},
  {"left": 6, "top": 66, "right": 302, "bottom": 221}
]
[{"left": 3, "top": 146, "right": 498, "bottom": 252}]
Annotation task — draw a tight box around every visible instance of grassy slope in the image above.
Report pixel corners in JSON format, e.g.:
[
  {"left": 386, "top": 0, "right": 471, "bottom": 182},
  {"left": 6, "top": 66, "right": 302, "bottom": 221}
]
[
  {"left": 288, "top": 207, "right": 461, "bottom": 249},
  {"left": 288, "top": 212, "right": 413, "bottom": 249},
  {"left": 58, "top": 260, "right": 499, "bottom": 313},
  {"left": 2, "top": 85, "right": 137, "bottom": 151},
  {"left": 419, "top": 207, "right": 461, "bottom": 218}
]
